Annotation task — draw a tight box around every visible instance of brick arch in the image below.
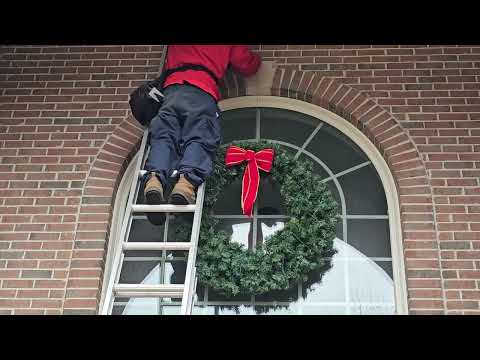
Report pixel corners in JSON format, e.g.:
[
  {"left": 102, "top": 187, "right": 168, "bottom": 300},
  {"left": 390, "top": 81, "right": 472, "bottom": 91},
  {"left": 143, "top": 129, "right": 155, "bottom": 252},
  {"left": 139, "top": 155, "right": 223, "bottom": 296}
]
[
  {"left": 67, "top": 70, "right": 443, "bottom": 314},
  {"left": 220, "top": 68, "right": 443, "bottom": 314},
  {"left": 63, "top": 115, "right": 144, "bottom": 314}
]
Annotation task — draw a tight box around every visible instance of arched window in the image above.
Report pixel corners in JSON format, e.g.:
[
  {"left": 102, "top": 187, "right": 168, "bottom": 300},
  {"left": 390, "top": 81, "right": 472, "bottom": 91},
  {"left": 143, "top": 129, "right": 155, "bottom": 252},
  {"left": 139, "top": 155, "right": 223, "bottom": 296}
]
[{"left": 100, "top": 97, "right": 408, "bottom": 315}]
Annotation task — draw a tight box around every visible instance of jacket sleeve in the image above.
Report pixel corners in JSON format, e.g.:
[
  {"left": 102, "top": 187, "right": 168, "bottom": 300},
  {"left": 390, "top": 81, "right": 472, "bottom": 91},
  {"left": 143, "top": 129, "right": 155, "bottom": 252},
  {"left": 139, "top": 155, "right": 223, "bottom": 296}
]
[{"left": 229, "top": 45, "right": 262, "bottom": 77}]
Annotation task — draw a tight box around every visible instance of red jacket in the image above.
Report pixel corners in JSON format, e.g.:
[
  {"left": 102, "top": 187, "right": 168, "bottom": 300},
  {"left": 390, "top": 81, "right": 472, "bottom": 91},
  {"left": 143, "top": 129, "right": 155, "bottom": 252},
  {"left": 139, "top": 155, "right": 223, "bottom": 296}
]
[{"left": 162, "top": 45, "right": 262, "bottom": 102}]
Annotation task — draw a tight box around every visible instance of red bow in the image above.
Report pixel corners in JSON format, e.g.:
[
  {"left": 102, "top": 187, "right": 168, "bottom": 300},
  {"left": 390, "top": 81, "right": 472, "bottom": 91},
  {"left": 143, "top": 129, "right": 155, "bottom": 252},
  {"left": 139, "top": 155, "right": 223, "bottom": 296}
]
[{"left": 224, "top": 145, "right": 275, "bottom": 217}]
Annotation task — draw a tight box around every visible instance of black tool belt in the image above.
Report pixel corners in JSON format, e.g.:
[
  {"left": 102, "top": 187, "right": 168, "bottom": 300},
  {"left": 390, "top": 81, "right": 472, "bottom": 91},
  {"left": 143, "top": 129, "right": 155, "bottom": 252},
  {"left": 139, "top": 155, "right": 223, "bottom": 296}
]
[{"left": 129, "top": 63, "right": 219, "bottom": 127}]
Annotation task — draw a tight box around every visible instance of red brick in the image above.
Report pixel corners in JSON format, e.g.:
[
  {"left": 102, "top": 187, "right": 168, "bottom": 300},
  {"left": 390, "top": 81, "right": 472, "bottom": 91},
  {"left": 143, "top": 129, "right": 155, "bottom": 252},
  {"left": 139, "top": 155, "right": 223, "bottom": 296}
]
[
  {"left": 408, "top": 299, "right": 443, "bottom": 309},
  {"left": 16, "top": 289, "right": 50, "bottom": 298},
  {"left": 446, "top": 301, "right": 479, "bottom": 310},
  {"left": 404, "top": 250, "right": 439, "bottom": 259},
  {"left": 67, "top": 278, "right": 101, "bottom": 288},
  {"left": 2, "top": 280, "right": 34, "bottom": 288},
  {"left": 41, "top": 242, "right": 73, "bottom": 250},
  {"left": 63, "top": 298, "right": 99, "bottom": 310},
  {"left": 461, "top": 291, "right": 480, "bottom": 300},
  {"left": 408, "top": 289, "right": 443, "bottom": 299},
  {"left": 38, "top": 260, "right": 69, "bottom": 269},
  {"left": 66, "top": 289, "right": 98, "bottom": 298},
  {"left": 70, "top": 259, "right": 102, "bottom": 268},
  {"left": 34, "top": 279, "right": 66, "bottom": 288},
  {"left": 457, "top": 251, "right": 480, "bottom": 259},
  {"left": 31, "top": 299, "right": 62, "bottom": 308},
  {"left": 0, "top": 299, "right": 31, "bottom": 308},
  {"left": 24, "top": 251, "right": 55, "bottom": 260}
]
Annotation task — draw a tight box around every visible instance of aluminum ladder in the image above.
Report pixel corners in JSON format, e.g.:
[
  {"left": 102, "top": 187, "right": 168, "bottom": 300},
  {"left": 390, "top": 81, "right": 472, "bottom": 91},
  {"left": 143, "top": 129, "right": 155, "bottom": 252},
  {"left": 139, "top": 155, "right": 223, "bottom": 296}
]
[{"left": 101, "top": 128, "right": 205, "bottom": 315}]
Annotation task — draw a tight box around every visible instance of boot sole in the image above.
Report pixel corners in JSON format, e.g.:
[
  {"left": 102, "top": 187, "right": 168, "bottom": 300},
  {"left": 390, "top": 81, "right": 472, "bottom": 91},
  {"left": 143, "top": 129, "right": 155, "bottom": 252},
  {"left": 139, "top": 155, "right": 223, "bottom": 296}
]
[
  {"left": 145, "top": 189, "right": 166, "bottom": 226},
  {"left": 169, "top": 193, "right": 194, "bottom": 223}
]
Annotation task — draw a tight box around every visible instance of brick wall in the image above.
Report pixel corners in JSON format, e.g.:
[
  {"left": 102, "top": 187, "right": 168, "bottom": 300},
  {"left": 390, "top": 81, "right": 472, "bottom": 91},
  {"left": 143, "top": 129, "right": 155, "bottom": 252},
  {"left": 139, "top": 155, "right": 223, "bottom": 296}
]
[{"left": 1, "top": 45, "right": 479, "bottom": 315}]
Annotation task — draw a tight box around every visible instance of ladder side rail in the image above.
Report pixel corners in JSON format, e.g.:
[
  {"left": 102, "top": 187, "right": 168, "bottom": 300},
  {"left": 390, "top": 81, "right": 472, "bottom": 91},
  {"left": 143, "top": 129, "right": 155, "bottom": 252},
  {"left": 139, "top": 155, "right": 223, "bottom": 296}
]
[{"left": 180, "top": 182, "right": 206, "bottom": 314}]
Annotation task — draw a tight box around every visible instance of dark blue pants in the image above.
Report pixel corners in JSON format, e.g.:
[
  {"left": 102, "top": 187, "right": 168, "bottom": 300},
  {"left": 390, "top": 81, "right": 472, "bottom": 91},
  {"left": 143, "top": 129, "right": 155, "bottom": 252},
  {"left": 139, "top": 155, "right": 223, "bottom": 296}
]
[{"left": 144, "top": 84, "right": 222, "bottom": 188}]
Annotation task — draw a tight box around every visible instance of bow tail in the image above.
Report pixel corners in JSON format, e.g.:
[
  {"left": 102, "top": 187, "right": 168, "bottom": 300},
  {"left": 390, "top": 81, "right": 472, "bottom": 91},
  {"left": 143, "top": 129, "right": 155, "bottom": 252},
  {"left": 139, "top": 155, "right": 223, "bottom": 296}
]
[{"left": 241, "top": 159, "right": 260, "bottom": 217}]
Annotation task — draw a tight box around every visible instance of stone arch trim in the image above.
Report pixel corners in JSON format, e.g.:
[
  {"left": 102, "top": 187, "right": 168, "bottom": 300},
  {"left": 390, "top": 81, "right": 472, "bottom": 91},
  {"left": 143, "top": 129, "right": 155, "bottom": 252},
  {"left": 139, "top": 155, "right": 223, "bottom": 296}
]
[{"left": 69, "top": 68, "right": 444, "bottom": 314}]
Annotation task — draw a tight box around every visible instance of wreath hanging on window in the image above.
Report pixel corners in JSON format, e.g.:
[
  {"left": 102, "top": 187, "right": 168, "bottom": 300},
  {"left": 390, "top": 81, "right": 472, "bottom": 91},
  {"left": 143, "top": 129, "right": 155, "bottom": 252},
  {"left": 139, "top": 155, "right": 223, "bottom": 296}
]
[{"left": 176, "top": 140, "right": 340, "bottom": 297}]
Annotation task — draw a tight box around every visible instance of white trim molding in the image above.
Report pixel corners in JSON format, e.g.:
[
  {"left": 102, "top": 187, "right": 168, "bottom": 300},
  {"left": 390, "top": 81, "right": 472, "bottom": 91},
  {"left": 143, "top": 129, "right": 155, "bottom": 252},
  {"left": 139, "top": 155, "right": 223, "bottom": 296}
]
[{"left": 98, "top": 153, "right": 138, "bottom": 313}]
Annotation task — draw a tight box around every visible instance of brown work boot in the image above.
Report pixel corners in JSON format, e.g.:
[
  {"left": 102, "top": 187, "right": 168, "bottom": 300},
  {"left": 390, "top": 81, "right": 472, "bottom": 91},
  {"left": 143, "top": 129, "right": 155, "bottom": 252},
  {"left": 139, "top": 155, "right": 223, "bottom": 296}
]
[
  {"left": 169, "top": 174, "right": 196, "bottom": 205},
  {"left": 143, "top": 172, "right": 166, "bottom": 225},
  {"left": 169, "top": 175, "right": 196, "bottom": 223}
]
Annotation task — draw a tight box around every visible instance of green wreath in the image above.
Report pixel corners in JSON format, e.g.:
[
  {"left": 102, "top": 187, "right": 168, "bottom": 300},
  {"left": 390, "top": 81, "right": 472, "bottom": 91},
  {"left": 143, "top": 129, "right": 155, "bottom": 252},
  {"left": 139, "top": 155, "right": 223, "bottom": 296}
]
[{"left": 177, "top": 140, "right": 340, "bottom": 297}]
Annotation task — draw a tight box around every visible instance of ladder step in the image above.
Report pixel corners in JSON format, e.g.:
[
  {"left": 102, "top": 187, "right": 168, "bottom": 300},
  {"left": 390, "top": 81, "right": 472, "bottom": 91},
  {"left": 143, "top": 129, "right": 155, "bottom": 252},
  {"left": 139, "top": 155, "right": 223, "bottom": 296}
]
[
  {"left": 131, "top": 204, "right": 196, "bottom": 213},
  {"left": 114, "top": 284, "right": 184, "bottom": 298},
  {"left": 123, "top": 242, "right": 192, "bottom": 251}
]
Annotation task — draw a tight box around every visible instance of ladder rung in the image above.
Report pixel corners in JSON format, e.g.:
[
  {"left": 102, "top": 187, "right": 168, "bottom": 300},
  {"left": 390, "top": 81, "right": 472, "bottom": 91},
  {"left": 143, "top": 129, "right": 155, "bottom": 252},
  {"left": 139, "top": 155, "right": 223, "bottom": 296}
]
[
  {"left": 131, "top": 204, "right": 196, "bottom": 213},
  {"left": 123, "top": 242, "right": 192, "bottom": 251},
  {"left": 114, "top": 284, "right": 184, "bottom": 298}
]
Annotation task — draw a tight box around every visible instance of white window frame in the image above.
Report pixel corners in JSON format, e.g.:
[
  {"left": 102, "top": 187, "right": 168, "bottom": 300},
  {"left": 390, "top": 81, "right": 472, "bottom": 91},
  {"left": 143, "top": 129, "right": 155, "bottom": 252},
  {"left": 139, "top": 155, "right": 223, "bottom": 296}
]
[
  {"left": 99, "top": 95, "right": 409, "bottom": 315},
  {"left": 98, "top": 154, "right": 137, "bottom": 313},
  {"left": 219, "top": 96, "right": 408, "bottom": 315}
]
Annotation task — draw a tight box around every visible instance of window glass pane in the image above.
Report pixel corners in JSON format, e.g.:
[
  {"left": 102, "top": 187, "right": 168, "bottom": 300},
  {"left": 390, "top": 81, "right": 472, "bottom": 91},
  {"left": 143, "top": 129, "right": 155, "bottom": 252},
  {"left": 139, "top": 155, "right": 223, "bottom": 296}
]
[
  {"left": 119, "top": 251, "right": 187, "bottom": 285},
  {"left": 350, "top": 304, "right": 395, "bottom": 315},
  {"left": 128, "top": 217, "right": 165, "bottom": 243},
  {"left": 347, "top": 257, "right": 394, "bottom": 305},
  {"left": 347, "top": 219, "right": 391, "bottom": 258},
  {"left": 257, "top": 176, "right": 287, "bottom": 216},
  {"left": 336, "top": 219, "right": 343, "bottom": 241},
  {"left": 220, "top": 108, "right": 257, "bottom": 143},
  {"left": 376, "top": 260, "right": 394, "bottom": 280},
  {"left": 212, "top": 179, "right": 243, "bottom": 215},
  {"left": 338, "top": 164, "right": 388, "bottom": 215},
  {"left": 113, "top": 297, "right": 160, "bottom": 315},
  {"left": 306, "top": 122, "right": 368, "bottom": 174},
  {"left": 164, "top": 258, "right": 187, "bottom": 285},
  {"left": 302, "top": 258, "right": 345, "bottom": 303},
  {"left": 302, "top": 305, "right": 348, "bottom": 315},
  {"left": 255, "top": 284, "right": 298, "bottom": 302},
  {"left": 214, "top": 218, "right": 253, "bottom": 249},
  {"left": 259, "top": 108, "right": 318, "bottom": 147},
  {"left": 257, "top": 219, "right": 286, "bottom": 246},
  {"left": 119, "top": 261, "right": 161, "bottom": 284}
]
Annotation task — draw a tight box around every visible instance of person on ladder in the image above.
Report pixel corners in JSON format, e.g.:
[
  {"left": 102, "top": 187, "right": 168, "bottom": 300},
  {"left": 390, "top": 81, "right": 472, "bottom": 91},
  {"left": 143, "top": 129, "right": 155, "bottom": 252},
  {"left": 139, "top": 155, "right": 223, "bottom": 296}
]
[{"left": 143, "top": 45, "right": 262, "bottom": 225}]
